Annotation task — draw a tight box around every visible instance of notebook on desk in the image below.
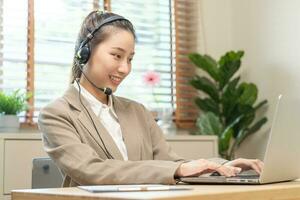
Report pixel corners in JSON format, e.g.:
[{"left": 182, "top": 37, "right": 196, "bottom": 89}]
[{"left": 180, "top": 94, "right": 300, "bottom": 185}]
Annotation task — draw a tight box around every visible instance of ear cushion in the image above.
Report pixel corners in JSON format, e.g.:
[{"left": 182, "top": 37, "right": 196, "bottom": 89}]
[{"left": 77, "top": 44, "right": 90, "bottom": 64}]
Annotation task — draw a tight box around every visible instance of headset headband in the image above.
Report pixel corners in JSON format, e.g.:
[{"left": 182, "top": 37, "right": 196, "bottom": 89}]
[{"left": 79, "top": 15, "right": 129, "bottom": 49}]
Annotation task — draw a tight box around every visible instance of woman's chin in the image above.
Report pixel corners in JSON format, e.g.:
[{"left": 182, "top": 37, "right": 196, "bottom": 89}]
[
  {"left": 109, "top": 85, "right": 118, "bottom": 93},
  {"left": 107, "top": 80, "right": 121, "bottom": 93}
]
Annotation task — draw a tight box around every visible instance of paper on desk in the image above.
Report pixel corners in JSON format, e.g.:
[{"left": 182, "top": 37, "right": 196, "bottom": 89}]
[{"left": 78, "top": 184, "right": 192, "bottom": 193}]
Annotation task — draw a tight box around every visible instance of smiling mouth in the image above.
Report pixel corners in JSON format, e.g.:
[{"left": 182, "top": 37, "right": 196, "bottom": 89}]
[{"left": 109, "top": 75, "right": 122, "bottom": 84}]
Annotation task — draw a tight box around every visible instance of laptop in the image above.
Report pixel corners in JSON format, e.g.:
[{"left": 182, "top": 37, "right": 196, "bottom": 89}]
[{"left": 180, "top": 94, "right": 300, "bottom": 184}]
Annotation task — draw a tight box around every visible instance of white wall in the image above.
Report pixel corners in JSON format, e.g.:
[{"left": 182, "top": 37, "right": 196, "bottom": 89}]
[
  {"left": 197, "top": 0, "right": 232, "bottom": 57},
  {"left": 198, "top": 0, "right": 300, "bottom": 159}
]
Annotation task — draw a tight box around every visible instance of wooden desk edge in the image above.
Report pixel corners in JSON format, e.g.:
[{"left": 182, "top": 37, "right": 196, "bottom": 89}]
[{"left": 11, "top": 182, "right": 300, "bottom": 200}]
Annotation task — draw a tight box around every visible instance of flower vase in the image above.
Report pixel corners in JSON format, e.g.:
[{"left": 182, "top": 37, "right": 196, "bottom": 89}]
[{"left": 156, "top": 107, "right": 177, "bottom": 135}]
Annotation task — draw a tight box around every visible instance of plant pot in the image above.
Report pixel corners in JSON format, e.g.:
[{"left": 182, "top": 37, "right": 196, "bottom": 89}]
[{"left": 0, "top": 115, "right": 20, "bottom": 133}]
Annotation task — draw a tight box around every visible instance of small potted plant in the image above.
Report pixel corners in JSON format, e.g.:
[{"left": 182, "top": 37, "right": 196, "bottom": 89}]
[{"left": 0, "top": 89, "right": 30, "bottom": 132}]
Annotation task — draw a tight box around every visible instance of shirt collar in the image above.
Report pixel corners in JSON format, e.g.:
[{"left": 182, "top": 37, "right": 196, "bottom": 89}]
[{"left": 73, "top": 82, "right": 118, "bottom": 119}]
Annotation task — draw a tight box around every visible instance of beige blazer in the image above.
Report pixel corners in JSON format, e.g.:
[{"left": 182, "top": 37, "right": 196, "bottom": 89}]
[{"left": 38, "top": 86, "right": 186, "bottom": 187}]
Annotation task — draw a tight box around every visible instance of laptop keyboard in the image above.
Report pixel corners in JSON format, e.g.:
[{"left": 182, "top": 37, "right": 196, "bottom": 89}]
[{"left": 211, "top": 170, "right": 260, "bottom": 179}]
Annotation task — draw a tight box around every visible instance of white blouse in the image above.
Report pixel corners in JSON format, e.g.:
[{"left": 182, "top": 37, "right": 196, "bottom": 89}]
[{"left": 73, "top": 83, "right": 128, "bottom": 160}]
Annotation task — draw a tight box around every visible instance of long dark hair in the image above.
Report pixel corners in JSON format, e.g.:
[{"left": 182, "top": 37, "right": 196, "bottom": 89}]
[{"left": 70, "top": 11, "right": 136, "bottom": 83}]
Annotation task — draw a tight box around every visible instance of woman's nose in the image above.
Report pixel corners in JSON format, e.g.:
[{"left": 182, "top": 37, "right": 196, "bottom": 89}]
[{"left": 118, "top": 61, "right": 131, "bottom": 74}]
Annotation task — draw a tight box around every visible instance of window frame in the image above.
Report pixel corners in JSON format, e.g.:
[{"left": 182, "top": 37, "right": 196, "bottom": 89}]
[{"left": 7, "top": 0, "right": 197, "bottom": 129}]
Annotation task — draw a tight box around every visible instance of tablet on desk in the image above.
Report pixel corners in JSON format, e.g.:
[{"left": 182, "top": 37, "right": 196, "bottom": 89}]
[{"left": 78, "top": 184, "right": 192, "bottom": 192}]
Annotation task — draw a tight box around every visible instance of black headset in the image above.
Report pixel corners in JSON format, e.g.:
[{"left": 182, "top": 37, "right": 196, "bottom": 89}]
[
  {"left": 76, "top": 15, "right": 130, "bottom": 65},
  {"left": 74, "top": 13, "right": 131, "bottom": 160}
]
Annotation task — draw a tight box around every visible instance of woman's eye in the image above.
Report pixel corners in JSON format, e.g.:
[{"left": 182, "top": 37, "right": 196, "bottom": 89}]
[{"left": 113, "top": 54, "right": 121, "bottom": 59}]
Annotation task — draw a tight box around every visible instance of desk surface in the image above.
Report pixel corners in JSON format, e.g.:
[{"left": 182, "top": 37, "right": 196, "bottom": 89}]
[{"left": 12, "top": 180, "right": 300, "bottom": 200}]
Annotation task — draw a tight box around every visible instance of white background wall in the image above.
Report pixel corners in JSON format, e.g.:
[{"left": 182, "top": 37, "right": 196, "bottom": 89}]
[{"left": 197, "top": 0, "right": 300, "bottom": 159}]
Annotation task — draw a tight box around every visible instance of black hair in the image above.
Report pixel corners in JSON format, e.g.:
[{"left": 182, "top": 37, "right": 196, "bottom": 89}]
[{"left": 70, "top": 11, "right": 136, "bottom": 83}]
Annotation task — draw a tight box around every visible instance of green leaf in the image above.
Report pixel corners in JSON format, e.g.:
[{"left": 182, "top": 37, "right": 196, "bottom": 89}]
[
  {"left": 188, "top": 53, "right": 219, "bottom": 81},
  {"left": 224, "top": 76, "right": 240, "bottom": 91},
  {"left": 224, "top": 105, "right": 246, "bottom": 128},
  {"left": 247, "top": 117, "right": 268, "bottom": 135},
  {"left": 222, "top": 77, "right": 240, "bottom": 119},
  {"left": 229, "top": 129, "right": 245, "bottom": 158},
  {"left": 238, "top": 83, "right": 258, "bottom": 106},
  {"left": 223, "top": 113, "right": 244, "bottom": 132},
  {"left": 218, "top": 51, "right": 244, "bottom": 89},
  {"left": 222, "top": 82, "right": 257, "bottom": 127},
  {"left": 219, "top": 128, "right": 233, "bottom": 154},
  {"left": 196, "top": 112, "right": 223, "bottom": 135},
  {"left": 219, "top": 51, "right": 244, "bottom": 67},
  {"left": 231, "top": 99, "right": 267, "bottom": 135},
  {"left": 254, "top": 100, "right": 268, "bottom": 110},
  {"left": 195, "top": 97, "right": 219, "bottom": 115},
  {"left": 190, "top": 76, "right": 219, "bottom": 102},
  {"left": 236, "top": 117, "right": 268, "bottom": 147},
  {"left": 234, "top": 106, "right": 255, "bottom": 137},
  {"left": 243, "top": 117, "right": 267, "bottom": 141}
]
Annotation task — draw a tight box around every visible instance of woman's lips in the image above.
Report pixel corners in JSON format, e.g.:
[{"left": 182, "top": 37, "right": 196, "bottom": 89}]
[{"left": 109, "top": 75, "right": 122, "bottom": 85}]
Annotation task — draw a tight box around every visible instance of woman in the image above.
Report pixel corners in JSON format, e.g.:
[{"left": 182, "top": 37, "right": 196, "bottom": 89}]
[{"left": 38, "top": 10, "right": 263, "bottom": 187}]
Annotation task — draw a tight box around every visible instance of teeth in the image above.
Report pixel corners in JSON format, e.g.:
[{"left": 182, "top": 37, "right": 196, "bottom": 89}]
[{"left": 110, "top": 75, "right": 121, "bottom": 82}]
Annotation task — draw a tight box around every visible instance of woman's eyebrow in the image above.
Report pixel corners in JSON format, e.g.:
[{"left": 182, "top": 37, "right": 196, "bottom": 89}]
[
  {"left": 112, "top": 47, "right": 135, "bottom": 55},
  {"left": 112, "top": 47, "right": 125, "bottom": 52}
]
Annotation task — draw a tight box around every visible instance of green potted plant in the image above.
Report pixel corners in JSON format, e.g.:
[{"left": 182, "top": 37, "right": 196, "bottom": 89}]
[
  {"left": 0, "top": 90, "right": 30, "bottom": 132},
  {"left": 189, "top": 50, "right": 268, "bottom": 160}
]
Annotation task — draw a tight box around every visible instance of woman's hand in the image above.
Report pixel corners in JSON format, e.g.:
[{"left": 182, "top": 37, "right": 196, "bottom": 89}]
[
  {"left": 224, "top": 158, "right": 264, "bottom": 175},
  {"left": 175, "top": 159, "right": 242, "bottom": 178}
]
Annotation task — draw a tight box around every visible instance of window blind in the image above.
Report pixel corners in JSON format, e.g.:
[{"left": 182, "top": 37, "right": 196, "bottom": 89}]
[
  {"left": 0, "top": 0, "right": 196, "bottom": 126},
  {"left": 1, "top": 0, "right": 28, "bottom": 94},
  {"left": 173, "top": 0, "right": 198, "bottom": 128},
  {"left": 0, "top": 0, "right": 28, "bottom": 121},
  {"left": 33, "top": 0, "right": 101, "bottom": 119},
  {"left": 111, "top": 0, "right": 175, "bottom": 110}
]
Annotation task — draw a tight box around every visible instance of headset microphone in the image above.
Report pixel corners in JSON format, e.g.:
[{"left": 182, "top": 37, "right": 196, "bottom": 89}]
[{"left": 78, "top": 64, "right": 112, "bottom": 95}]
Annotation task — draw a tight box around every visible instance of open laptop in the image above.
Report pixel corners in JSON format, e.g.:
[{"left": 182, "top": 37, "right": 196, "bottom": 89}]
[{"left": 180, "top": 94, "right": 300, "bottom": 184}]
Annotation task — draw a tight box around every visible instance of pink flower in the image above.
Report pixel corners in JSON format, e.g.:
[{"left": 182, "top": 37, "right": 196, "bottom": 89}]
[{"left": 143, "top": 71, "right": 160, "bottom": 86}]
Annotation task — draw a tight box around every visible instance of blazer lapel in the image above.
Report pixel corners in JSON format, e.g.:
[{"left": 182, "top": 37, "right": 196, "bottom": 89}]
[
  {"left": 63, "top": 86, "right": 124, "bottom": 160},
  {"left": 113, "top": 96, "right": 142, "bottom": 161}
]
